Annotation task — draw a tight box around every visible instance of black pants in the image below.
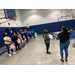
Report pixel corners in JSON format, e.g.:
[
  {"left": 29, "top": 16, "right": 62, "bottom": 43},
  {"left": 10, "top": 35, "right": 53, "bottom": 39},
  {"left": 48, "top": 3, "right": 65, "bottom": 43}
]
[
  {"left": 45, "top": 43, "right": 50, "bottom": 53},
  {"left": 14, "top": 41, "right": 20, "bottom": 51}
]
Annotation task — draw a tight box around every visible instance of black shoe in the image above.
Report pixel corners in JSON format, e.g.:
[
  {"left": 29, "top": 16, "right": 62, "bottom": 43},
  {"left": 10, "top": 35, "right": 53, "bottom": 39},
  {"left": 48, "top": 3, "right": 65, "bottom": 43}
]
[
  {"left": 46, "top": 52, "right": 51, "bottom": 54},
  {"left": 65, "top": 58, "right": 68, "bottom": 62},
  {"left": 60, "top": 59, "right": 64, "bottom": 62}
]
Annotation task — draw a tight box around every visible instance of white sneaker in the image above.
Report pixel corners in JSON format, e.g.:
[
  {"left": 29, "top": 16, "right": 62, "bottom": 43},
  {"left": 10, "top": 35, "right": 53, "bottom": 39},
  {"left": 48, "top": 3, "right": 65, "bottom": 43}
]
[
  {"left": 8, "top": 54, "right": 12, "bottom": 57},
  {"left": 12, "top": 52, "right": 16, "bottom": 55}
]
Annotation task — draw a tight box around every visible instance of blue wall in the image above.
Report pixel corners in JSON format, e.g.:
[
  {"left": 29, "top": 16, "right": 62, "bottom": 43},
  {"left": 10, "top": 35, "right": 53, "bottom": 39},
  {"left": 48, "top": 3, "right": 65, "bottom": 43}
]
[
  {"left": 29, "top": 19, "right": 75, "bottom": 34},
  {"left": 0, "top": 19, "right": 75, "bottom": 48},
  {"left": 0, "top": 27, "right": 26, "bottom": 48}
]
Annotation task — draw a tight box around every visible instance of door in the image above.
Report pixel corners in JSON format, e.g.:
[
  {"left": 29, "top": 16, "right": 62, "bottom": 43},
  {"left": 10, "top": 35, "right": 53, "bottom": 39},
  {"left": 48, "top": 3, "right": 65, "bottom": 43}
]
[{"left": 4, "top": 28, "right": 10, "bottom": 36}]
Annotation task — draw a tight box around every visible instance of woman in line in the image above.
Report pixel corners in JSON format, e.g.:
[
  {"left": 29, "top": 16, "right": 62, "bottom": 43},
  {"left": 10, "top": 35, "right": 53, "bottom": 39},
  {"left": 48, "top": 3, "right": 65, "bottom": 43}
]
[
  {"left": 43, "top": 29, "right": 51, "bottom": 54},
  {"left": 24, "top": 29, "right": 29, "bottom": 42},
  {"left": 16, "top": 31, "right": 23, "bottom": 49},
  {"left": 12, "top": 32, "right": 20, "bottom": 51},
  {"left": 20, "top": 30, "right": 25, "bottom": 47},
  {"left": 57, "top": 26, "right": 70, "bottom": 62},
  {"left": 31, "top": 29, "right": 35, "bottom": 39},
  {"left": 3, "top": 32, "right": 16, "bottom": 56},
  {"left": 28, "top": 29, "right": 32, "bottom": 40}
]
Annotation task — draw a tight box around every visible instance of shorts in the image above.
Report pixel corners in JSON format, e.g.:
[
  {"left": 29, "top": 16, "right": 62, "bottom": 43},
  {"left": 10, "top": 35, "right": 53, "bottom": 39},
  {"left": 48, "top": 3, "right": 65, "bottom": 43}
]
[{"left": 29, "top": 35, "right": 32, "bottom": 38}]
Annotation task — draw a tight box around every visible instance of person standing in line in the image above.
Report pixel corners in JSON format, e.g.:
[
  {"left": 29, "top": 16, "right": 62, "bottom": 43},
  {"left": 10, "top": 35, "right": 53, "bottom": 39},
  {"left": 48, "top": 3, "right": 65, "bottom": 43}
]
[
  {"left": 12, "top": 32, "right": 20, "bottom": 51},
  {"left": 24, "top": 29, "right": 27, "bottom": 32},
  {"left": 17, "top": 32, "right": 24, "bottom": 48},
  {"left": 57, "top": 26, "right": 70, "bottom": 62},
  {"left": 20, "top": 29, "right": 25, "bottom": 47},
  {"left": 3, "top": 32, "right": 16, "bottom": 56},
  {"left": 28, "top": 29, "right": 32, "bottom": 40},
  {"left": 43, "top": 29, "right": 51, "bottom": 54},
  {"left": 23, "top": 34, "right": 26, "bottom": 45},
  {"left": 24, "top": 29, "right": 29, "bottom": 42},
  {"left": 31, "top": 29, "right": 35, "bottom": 39}
]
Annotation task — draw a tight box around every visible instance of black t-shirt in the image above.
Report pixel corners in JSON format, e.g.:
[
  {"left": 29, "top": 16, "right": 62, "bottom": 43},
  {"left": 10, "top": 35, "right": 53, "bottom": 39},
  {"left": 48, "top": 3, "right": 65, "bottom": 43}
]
[
  {"left": 58, "top": 32, "right": 70, "bottom": 43},
  {"left": 12, "top": 35, "right": 18, "bottom": 41}
]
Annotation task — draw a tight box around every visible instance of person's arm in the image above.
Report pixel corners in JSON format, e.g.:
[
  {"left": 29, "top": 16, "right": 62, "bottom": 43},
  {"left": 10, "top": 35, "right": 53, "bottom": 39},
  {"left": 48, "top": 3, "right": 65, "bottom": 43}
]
[
  {"left": 57, "top": 37, "right": 60, "bottom": 40},
  {"left": 5, "top": 40, "right": 12, "bottom": 42},
  {"left": 57, "top": 33, "right": 60, "bottom": 40},
  {"left": 46, "top": 37, "right": 50, "bottom": 40},
  {"left": 4, "top": 37, "right": 12, "bottom": 43},
  {"left": 69, "top": 29, "right": 72, "bottom": 34}
]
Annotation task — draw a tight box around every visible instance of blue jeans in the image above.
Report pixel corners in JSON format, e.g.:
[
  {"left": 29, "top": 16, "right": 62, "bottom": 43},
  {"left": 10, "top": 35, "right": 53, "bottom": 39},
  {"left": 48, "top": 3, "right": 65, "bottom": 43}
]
[
  {"left": 51, "top": 34, "right": 56, "bottom": 39},
  {"left": 60, "top": 41, "right": 70, "bottom": 59},
  {"left": 33, "top": 34, "right": 35, "bottom": 39},
  {"left": 5, "top": 44, "right": 13, "bottom": 54},
  {"left": 20, "top": 40, "right": 23, "bottom": 47}
]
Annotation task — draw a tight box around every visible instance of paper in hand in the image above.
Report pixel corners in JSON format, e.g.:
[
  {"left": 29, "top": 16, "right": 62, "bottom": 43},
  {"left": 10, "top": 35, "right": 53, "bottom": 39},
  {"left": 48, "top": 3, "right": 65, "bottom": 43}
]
[{"left": 48, "top": 34, "right": 53, "bottom": 39}]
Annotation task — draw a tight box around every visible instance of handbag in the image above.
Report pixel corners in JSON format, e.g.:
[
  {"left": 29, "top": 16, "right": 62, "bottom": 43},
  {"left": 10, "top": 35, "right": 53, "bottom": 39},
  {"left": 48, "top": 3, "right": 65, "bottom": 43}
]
[
  {"left": 17, "top": 38, "right": 21, "bottom": 44},
  {"left": 9, "top": 44, "right": 15, "bottom": 49},
  {"left": 25, "top": 38, "right": 26, "bottom": 41},
  {"left": 28, "top": 37, "right": 30, "bottom": 39},
  {"left": 32, "top": 36, "right": 33, "bottom": 39}
]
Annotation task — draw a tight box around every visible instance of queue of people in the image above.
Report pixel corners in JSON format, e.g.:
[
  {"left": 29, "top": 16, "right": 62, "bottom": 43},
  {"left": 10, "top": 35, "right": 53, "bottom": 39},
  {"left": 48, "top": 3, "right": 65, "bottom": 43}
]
[
  {"left": 3, "top": 29, "right": 35, "bottom": 57},
  {"left": 3, "top": 26, "right": 73, "bottom": 62}
]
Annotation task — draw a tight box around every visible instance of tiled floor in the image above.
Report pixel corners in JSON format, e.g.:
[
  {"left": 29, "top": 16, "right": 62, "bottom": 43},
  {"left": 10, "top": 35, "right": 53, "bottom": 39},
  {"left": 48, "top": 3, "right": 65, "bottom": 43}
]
[{"left": 0, "top": 35, "right": 75, "bottom": 65}]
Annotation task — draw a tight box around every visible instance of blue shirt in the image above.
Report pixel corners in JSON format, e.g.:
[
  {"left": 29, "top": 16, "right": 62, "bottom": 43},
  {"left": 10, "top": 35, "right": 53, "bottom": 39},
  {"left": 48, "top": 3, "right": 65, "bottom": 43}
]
[
  {"left": 24, "top": 32, "right": 28, "bottom": 42},
  {"left": 31, "top": 30, "right": 35, "bottom": 35},
  {"left": 28, "top": 32, "right": 32, "bottom": 35}
]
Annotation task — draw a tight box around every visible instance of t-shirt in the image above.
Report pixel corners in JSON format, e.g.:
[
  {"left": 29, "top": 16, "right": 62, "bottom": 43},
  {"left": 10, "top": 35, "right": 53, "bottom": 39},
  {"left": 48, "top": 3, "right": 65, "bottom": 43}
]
[
  {"left": 58, "top": 32, "right": 70, "bottom": 43},
  {"left": 12, "top": 35, "right": 18, "bottom": 42},
  {"left": 28, "top": 32, "right": 32, "bottom": 35},
  {"left": 31, "top": 30, "right": 35, "bottom": 35},
  {"left": 44, "top": 34, "right": 50, "bottom": 44},
  {"left": 3, "top": 36, "right": 11, "bottom": 44}
]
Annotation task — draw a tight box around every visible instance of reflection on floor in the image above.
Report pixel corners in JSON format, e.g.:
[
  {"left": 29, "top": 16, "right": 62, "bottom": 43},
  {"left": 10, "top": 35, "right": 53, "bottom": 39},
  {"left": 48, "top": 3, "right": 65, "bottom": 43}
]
[{"left": 0, "top": 35, "right": 75, "bottom": 65}]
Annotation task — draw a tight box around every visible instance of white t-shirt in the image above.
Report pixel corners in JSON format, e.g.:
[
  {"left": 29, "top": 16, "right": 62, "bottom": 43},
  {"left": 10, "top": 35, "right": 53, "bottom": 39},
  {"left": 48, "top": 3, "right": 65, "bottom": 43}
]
[{"left": 3, "top": 36, "right": 11, "bottom": 44}]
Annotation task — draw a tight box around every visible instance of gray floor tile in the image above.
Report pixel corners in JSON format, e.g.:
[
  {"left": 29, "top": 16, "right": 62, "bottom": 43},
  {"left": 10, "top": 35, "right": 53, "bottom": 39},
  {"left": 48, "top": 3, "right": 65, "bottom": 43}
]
[{"left": 0, "top": 35, "right": 75, "bottom": 65}]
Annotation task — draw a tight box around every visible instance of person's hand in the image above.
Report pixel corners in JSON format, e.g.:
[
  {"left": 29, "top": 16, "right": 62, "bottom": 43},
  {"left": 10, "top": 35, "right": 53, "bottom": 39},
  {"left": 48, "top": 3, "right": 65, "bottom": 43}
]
[
  {"left": 10, "top": 41, "right": 12, "bottom": 44},
  {"left": 49, "top": 38, "right": 51, "bottom": 39}
]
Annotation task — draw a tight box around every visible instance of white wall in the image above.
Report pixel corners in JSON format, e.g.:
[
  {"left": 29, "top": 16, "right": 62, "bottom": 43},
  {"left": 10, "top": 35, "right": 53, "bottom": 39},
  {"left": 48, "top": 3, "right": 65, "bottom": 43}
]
[
  {"left": 0, "top": 9, "right": 23, "bottom": 27},
  {"left": 20, "top": 9, "right": 75, "bottom": 27}
]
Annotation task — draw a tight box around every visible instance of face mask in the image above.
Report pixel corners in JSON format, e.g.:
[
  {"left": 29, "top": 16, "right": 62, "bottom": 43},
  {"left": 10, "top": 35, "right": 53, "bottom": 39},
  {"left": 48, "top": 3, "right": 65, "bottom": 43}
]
[
  {"left": 5, "top": 34, "right": 8, "bottom": 36},
  {"left": 46, "top": 32, "right": 48, "bottom": 34}
]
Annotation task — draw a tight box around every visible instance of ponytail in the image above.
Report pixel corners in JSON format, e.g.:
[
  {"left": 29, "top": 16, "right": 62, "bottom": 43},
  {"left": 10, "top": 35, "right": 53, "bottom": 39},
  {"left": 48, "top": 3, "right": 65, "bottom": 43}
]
[{"left": 63, "top": 26, "right": 68, "bottom": 34}]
